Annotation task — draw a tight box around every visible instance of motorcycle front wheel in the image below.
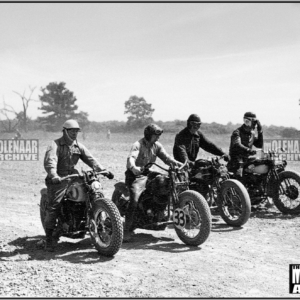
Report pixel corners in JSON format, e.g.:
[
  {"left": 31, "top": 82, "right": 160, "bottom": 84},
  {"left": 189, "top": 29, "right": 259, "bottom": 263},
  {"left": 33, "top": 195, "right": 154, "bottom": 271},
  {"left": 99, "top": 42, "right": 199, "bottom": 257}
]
[
  {"left": 89, "top": 198, "right": 123, "bottom": 257},
  {"left": 218, "top": 179, "right": 251, "bottom": 227},
  {"left": 273, "top": 171, "right": 300, "bottom": 214},
  {"left": 39, "top": 189, "right": 48, "bottom": 233},
  {"left": 174, "top": 190, "right": 211, "bottom": 246}
]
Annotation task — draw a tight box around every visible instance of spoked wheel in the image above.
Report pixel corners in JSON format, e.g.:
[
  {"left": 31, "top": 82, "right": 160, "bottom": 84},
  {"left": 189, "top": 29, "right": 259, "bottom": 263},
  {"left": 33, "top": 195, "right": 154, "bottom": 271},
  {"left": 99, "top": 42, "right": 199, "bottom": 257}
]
[
  {"left": 218, "top": 179, "right": 251, "bottom": 226},
  {"left": 39, "top": 189, "right": 48, "bottom": 233},
  {"left": 174, "top": 190, "right": 211, "bottom": 246},
  {"left": 273, "top": 171, "right": 300, "bottom": 214},
  {"left": 89, "top": 198, "right": 123, "bottom": 257}
]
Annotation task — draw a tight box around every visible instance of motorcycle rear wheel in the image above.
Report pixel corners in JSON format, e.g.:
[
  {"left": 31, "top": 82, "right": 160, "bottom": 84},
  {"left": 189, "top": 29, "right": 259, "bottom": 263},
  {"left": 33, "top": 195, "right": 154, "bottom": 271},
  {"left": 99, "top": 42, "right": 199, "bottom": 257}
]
[
  {"left": 218, "top": 179, "right": 251, "bottom": 227},
  {"left": 174, "top": 190, "right": 211, "bottom": 246},
  {"left": 89, "top": 198, "right": 123, "bottom": 257},
  {"left": 39, "top": 190, "right": 48, "bottom": 233},
  {"left": 273, "top": 171, "right": 300, "bottom": 214}
]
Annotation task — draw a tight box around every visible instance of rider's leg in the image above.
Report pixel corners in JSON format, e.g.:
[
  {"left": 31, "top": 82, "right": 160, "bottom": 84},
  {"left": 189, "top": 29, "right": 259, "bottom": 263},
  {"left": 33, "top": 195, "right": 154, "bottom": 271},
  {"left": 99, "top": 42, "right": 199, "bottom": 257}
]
[{"left": 44, "top": 180, "right": 68, "bottom": 251}]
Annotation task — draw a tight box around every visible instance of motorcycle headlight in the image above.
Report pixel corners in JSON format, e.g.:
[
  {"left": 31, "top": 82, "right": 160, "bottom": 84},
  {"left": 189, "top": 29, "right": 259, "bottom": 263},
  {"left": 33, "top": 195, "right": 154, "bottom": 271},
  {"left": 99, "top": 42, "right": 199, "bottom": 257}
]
[{"left": 91, "top": 181, "right": 102, "bottom": 190}]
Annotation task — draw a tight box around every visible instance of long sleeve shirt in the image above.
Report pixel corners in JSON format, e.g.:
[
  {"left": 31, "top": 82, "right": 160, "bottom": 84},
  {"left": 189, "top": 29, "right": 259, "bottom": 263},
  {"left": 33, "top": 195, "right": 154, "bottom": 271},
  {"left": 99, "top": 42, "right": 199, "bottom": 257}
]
[
  {"left": 127, "top": 138, "right": 172, "bottom": 170},
  {"left": 173, "top": 127, "right": 224, "bottom": 163},
  {"left": 44, "top": 136, "right": 104, "bottom": 179}
]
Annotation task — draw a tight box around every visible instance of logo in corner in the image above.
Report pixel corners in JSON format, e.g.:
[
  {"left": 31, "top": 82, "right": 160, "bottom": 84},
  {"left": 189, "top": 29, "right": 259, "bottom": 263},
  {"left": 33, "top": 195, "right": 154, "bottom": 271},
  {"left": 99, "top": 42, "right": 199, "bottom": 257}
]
[
  {"left": 0, "top": 139, "right": 39, "bottom": 161},
  {"left": 290, "top": 264, "right": 300, "bottom": 294}
]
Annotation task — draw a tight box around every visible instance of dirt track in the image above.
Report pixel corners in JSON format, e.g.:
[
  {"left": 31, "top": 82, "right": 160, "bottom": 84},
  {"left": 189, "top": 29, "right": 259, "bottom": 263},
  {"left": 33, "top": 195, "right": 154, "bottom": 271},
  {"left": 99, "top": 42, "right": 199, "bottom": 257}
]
[{"left": 0, "top": 132, "right": 300, "bottom": 297}]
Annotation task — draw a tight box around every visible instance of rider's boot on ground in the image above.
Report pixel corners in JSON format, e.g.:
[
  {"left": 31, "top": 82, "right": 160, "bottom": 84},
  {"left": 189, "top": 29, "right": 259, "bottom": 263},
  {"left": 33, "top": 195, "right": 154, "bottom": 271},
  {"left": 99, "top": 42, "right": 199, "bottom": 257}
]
[
  {"left": 44, "top": 228, "right": 55, "bottom": 252},
  {"left": 123, "top": 211, "right": 134, "bottom": 243}
]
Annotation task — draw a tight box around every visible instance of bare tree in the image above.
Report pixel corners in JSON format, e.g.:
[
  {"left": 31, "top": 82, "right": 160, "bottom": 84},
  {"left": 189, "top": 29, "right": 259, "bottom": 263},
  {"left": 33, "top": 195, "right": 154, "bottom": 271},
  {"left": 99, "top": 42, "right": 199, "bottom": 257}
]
[
  {"left": 13, "top": 86, "right": 38, "bottom": 132},
  {"left": 0, "top": 99, "right": 21, "bottom": 132}
]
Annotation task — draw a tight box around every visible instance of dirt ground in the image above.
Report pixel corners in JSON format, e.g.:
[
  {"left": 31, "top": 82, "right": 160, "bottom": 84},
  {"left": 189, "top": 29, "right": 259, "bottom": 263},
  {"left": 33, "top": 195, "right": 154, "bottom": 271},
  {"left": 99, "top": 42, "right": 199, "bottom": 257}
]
[{"left": 0, "top": 132, "right": 300, "bottom": 298}]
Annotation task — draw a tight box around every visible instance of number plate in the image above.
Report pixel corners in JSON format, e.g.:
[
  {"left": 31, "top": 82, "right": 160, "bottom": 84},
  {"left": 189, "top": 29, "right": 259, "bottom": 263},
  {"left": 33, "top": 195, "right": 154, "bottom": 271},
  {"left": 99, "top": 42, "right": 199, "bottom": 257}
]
[{"left": 173, "top": 208, "right": 186, "bottom": 229}]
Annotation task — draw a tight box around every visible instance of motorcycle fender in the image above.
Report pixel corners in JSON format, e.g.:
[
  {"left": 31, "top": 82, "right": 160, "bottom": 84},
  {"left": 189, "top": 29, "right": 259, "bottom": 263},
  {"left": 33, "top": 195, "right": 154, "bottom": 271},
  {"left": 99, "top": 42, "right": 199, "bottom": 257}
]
[{"left": 114, "top": 182, "right": 129, "bottom": 197}]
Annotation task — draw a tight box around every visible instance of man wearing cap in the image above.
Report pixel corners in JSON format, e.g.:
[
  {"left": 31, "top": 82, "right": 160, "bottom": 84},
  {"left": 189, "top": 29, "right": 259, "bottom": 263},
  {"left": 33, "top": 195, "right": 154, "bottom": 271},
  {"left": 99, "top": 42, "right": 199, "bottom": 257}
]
[
  {"left": 43, "top": 119, "right": 113, "bottom": 251},
  {"left": 173, "top": 114, "right": 229, "bottom": 200},
  {"left": 173, "top": 114, "right": 228, "bottom": 165},
  {"left": 124, "top": 123, "right": 183, "bottom": 242},
  {"left": 227, "top": 112, "right": 263, "bottom": 179}
]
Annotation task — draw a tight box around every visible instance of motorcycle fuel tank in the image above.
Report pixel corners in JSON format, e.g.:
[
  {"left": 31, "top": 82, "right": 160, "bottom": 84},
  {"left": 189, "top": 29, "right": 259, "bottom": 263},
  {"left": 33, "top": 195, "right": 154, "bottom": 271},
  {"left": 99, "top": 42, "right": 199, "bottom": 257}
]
[
  {"left": 247, "top": 164, "right": 269, "bottom": 174},
  {"left": 66, "top": 182, "right": 87, "bottom": 202}
]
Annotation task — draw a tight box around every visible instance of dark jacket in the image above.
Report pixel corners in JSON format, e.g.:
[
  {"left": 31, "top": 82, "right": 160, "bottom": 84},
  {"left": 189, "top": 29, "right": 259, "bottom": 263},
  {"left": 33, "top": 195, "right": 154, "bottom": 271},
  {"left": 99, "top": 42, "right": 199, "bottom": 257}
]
[
  {"left": 229, "top": 125, "right": 263, "bottom": 162},
  {"left": 173, "top": 127, "right": 224, "bottom": 163}
]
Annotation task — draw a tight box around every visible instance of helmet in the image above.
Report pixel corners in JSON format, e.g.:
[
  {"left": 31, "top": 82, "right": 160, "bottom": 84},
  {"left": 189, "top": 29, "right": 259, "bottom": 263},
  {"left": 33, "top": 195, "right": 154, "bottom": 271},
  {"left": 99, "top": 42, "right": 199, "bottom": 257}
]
[
  {"left": 187, "top": 114, "right": 201, "bottom": 128},
  {"left": 144, "top": 124, "right": 163, "bottom": 141},
  {"left": 62, "top": 119, "right": 81, "bottom": 131},
  {"left": 243, "top": 112, "right": 256, "bottom": 119}
]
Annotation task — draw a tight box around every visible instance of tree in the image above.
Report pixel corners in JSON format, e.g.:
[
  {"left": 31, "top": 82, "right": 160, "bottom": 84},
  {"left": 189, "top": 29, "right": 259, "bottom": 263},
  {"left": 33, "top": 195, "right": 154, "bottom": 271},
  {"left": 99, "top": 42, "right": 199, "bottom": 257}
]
[
  {"left": 124, "top": 95, "right": 155, "bottom": 129},
  {"left": 0, "top": 99, "right": 21, "bottom": 132},
  {"left": 38, "top": 82, "right": 88, "bottom": 131},
  {"left": 13, "top": 86, "right": 38, "bottom": 132}
]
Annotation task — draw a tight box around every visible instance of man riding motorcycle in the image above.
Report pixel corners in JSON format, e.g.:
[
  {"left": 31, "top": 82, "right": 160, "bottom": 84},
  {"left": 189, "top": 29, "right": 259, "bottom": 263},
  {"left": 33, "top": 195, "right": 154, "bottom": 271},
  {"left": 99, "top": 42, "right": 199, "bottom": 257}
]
[
  {"left": 124, "top": 123, "right": 183, "bottom": 242},
  {"left": 227, "top": 111, "right": 263, "bottom": 180},
  {"left": 173, "top": 114, "right": 229, "bottom": 199},
  {"left": 43, "top": 119, "right": 113, "bottom": 252}
]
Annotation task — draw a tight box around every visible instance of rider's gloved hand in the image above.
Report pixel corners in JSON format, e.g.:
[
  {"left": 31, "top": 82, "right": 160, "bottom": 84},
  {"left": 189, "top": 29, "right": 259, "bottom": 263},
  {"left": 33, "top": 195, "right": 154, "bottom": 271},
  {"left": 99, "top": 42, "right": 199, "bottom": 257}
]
[
  {"left": 188, "top": 161, "right": 195, "bottom": 168},
  {"left": 249, "top": 149, "right": 256, "bottom": 155},
  {"left": 51, "top": 176, "right": 61, "bottom": 184},
  {"left": 256, "top": 120, "right": 262, "bottom": 133},
  {"left": 105, "top": 171, "right": 114, "bottom": 179},
  {"left": 130, "top": 166, "right": 142, "bottom": 176},
  {"left": 170, "top": 159, "right": 184, "bottom": 168},
  {"left": 222, "top": 154, "right": 230, "bottom": 162}
]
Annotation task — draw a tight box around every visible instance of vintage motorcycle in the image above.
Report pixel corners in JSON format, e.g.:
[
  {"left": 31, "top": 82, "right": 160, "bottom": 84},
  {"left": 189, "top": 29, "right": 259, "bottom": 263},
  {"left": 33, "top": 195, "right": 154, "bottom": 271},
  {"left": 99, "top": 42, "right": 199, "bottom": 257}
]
[
  {"left": 189, "top": 156, "right": 251, "bottom": 227},
  {"left": 233, "top": 149, "right": 300, "bottom": 214},
  {"left": 40, "top": 169, "right": 123, "bottom": 257},
  {"left": 112, "top": 162, "right": 211, "bottom": 246}
]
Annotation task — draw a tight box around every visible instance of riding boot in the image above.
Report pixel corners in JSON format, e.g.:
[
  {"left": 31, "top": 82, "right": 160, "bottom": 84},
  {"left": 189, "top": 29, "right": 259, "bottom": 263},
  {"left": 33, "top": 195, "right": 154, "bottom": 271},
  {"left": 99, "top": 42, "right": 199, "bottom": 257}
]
[
  {"left": 44, "top": 228, "right": 55, "bottom": 252},
  {"left": 123, "top": 210, "right": 135, "bottom": 243}
]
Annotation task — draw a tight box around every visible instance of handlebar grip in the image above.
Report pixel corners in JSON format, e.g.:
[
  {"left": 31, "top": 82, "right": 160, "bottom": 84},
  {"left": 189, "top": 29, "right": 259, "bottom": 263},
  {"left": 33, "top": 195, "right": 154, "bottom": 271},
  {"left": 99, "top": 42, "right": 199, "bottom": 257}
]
[{"left": 60, "top": 174, "right": 79, "bottom": 181}]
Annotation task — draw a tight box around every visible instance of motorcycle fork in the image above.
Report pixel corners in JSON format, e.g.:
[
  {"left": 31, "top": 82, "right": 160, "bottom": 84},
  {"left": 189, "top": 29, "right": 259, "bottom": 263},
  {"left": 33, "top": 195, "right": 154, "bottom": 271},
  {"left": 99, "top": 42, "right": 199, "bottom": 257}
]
[{"left": 270, "top": 169, "right": 287, "bottom": 195}]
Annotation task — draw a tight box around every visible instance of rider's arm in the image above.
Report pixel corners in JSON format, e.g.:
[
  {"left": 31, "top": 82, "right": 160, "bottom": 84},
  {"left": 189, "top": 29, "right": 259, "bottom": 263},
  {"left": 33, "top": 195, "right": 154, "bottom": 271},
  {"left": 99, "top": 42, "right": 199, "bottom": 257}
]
[
  {"left": 78, "top": 144, "right": 105, "bottom": 172},
  {"left": 173, "top": 133, "right": 190, "bottom": 163},
  {"left": 44, "top": 141, "right": 59, "bottom": 179},
  {"left": 231, "top": 129, "right": 252, "bottom": 155},
  {"left": 253, "top": 131, "right": 263, "bottom": 149},
  {"left": 199, "top": 132, "right": 225, "bottom": 156},
  {"left": 126, "top": 141, "right": 141, "bottom": 171},
  {"left": 157, "top": 143, "right": 182, "bottom": 167}
]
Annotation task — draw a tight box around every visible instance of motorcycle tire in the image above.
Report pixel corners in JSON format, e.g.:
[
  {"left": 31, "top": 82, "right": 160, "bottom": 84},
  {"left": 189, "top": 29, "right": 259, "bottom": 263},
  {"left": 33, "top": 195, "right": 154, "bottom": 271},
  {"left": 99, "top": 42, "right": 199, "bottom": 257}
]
[
  {"left": 89, "top": 198, "right": 123, "bottom": 257},
  {"left": 39, "top": 191, "right": 48, "bottom": 233},
  {"left": 218, "top": 179, "right": 251, "bottom": 227},
  {"left": 112, "top": 185, "right": 129, "bottom": 217},
  {"left": 273, "top": 171, "right": 300, "bottom": 214},
  {"left": 174, "top": 190, "right": 211, "bottom": 246}
]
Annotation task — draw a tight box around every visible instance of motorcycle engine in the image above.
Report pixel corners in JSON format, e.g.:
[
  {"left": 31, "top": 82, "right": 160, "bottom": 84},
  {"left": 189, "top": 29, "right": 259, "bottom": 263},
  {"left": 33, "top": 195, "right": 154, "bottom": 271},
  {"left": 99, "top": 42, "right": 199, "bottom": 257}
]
[{"left": 62, "top": 201, "right": 86, "bottom": 232}]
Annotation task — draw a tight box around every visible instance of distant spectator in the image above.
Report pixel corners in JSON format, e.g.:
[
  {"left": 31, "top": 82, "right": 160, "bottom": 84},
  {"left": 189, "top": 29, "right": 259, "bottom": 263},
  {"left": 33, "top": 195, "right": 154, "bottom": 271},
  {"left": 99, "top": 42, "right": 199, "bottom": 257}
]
[
  {"left": 13, "top": 128, "right": 22, "bottom": 140},
  {"left": 107, "top": 129, "right": 111, "bottom": 140}
]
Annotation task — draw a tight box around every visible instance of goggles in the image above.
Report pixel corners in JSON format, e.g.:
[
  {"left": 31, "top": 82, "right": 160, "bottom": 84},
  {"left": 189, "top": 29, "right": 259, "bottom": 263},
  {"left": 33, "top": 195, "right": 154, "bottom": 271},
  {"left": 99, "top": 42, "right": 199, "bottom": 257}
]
[
  {"left": 154, "top": 129, "right": 163, "bottom": 135},
  {"left": 244, "top": 118, "right": 256, "bottom": 126},
  {"left": 67, "top": 128, "right": 80, "bottom": 133},
  {"left": 190, "top": 121, "right": 202, "bottom": 128}
]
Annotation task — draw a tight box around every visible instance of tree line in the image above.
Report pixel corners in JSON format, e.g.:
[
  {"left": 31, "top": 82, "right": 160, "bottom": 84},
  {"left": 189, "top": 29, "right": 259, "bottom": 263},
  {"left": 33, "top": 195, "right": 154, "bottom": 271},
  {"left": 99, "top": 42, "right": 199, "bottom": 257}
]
[{"left": 0, "top": 81, "right": 298, "bottom": 138}]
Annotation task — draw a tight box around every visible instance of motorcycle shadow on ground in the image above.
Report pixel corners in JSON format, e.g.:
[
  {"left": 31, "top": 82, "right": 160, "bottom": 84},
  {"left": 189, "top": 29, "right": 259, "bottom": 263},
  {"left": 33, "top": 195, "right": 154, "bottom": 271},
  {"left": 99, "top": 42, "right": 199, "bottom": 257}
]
[
  {"left": 121, "top": 228, "right": 204, "bottom": 253},
  {"left": 0, "top": 234, "right": 114, "bottom": 264},
  {"left": 250, "top": 206, "right": 300, "bottom": 220}
]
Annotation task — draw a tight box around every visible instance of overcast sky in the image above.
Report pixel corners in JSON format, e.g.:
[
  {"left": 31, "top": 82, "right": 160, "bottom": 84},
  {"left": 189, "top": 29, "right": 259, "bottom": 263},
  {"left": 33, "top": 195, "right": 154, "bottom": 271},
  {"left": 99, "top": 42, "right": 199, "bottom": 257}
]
[{"left": 1, "top": 2, "right": 300, "bottom": 128}]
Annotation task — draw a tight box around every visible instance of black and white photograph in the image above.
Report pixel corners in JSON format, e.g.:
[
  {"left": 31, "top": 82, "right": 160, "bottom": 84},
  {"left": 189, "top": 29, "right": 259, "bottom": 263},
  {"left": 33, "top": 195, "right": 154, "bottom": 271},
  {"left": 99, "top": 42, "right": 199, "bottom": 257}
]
[{"left": 0, "top": 1, "right": 300, "bottom": 298}]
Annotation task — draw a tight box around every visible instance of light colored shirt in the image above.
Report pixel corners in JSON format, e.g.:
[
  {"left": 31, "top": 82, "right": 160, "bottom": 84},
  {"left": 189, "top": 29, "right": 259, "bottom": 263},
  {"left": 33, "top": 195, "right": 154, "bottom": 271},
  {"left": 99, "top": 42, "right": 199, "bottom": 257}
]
[
  {"left": 44, "top": 136, "right": 104, "bottom": 178},
  {"left": 127, "top": 138, "right": 172, "bottom": 170}
]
